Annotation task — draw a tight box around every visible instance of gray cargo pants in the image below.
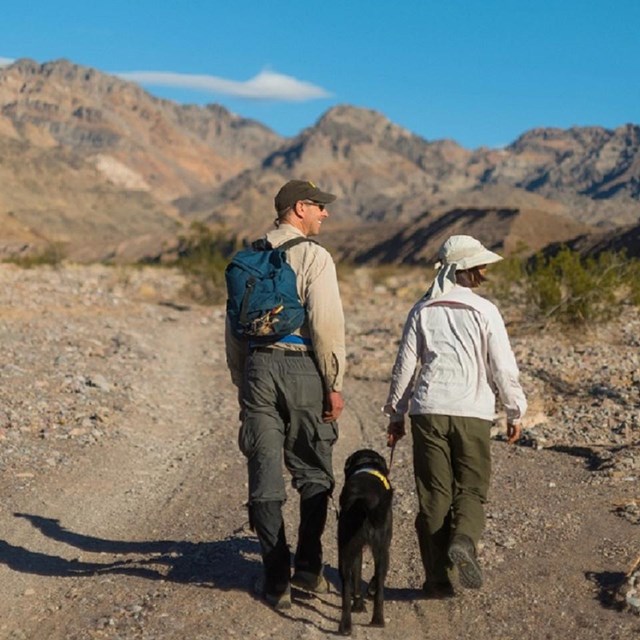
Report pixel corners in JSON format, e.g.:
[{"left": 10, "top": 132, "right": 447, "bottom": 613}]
[
  {"left": 238, "top": 348, "right": 337, "bottom": 591},
  {"left": 239, "top": 348, "right": 337, "bottom": 501}
]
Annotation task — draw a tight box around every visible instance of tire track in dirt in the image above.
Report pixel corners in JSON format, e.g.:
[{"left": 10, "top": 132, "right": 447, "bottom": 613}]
[
  {"left": 0, "top": 306, "right": 242, "bottom": 638},
  {"left": 0, "top": 285, "right": 638, "bottom": 639}
]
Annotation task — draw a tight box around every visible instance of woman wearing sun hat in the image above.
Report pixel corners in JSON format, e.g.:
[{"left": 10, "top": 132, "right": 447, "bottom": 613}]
[{"left": 383, "top": 234, "right": 527, "bottom": 597}]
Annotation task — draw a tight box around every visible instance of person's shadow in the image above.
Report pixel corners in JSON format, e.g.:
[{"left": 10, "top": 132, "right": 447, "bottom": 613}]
[
  {"left": 1, "top": 512, "right": 261, "bottom": 591},
  {"left": 3, "top": 512, "right": 426, "bottom": 633}
]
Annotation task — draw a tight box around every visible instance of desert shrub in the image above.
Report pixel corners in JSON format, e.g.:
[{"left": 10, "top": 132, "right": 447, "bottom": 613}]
[
  {"left": 487, "top": 254, "right": 527, "bottom": 304},
  {"left": 335, "top": 259, "right": 357, "bottom": 282},
  {"left": 4, "top": 243, "right": 67, "bottom": 268},
  {"left": 626, "top": 258, "right": 640, "bottom": 306},
  {"left": 335, "top": 262, "right": 430, "bottom": 302},
  {"left": 367, "top": 263, "right": 407, "bottom": 286},
  {"left": 490, "top": 246, "right": 640, "bottom": 326},
  {"left": 174, "top": 222, "right": 237, "bottom": 305}
]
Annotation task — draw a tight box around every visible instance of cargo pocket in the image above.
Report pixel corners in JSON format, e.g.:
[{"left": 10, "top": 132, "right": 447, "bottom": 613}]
[
  {"left": 238, "top": 422, "right": 255, "bottom": 457},
  {"left": 315, "top": 421, "right": 338, "bottom": 446},
  {"left": 292, "top": 371, "right": 324, "bottom": 409}
]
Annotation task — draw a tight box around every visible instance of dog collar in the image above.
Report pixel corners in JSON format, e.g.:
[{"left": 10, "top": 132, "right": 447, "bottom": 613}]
[{"left": 353, "top": 468, "right": 391, "bottom": 491}]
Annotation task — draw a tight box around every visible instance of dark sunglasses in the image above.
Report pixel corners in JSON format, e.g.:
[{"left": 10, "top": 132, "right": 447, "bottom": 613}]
[{"left": 301, "top": 200, "right": 326, "bottom": 211}]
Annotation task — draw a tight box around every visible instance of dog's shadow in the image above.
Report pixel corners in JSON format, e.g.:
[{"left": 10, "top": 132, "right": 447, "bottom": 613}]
[
  {"left": 322, "top": 564, "right": 422, "bottom": 604},
  {"left": 1, "top": 512, "right": 260, "bottom": 591}
]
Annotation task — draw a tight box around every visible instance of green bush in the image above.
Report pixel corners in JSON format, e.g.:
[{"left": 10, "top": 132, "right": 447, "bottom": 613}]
[
  {"left": 487, "top": 254, "right": 527, "bottom": 304},
  {"left": 490, "top": 246, "right": 640, "bottom": 326},
  {"left": 174, "top": 222, "right": 236, "bottom": 305},
  {"left": 4, "top": 242, "right": 67, "bottom": 268},
  {"left": 626, "top": 258, "right": 640, "bottom": 306}
]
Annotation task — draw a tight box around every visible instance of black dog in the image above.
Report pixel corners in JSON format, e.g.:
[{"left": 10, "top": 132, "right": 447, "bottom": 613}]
[{"left": 338, "top": 448, "right": 393, "bottom": 636}]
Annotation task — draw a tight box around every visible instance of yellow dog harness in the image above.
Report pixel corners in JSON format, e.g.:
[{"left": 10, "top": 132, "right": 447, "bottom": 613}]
[{"left": 352, "top": 468, "right": 391, "bottom": 491}]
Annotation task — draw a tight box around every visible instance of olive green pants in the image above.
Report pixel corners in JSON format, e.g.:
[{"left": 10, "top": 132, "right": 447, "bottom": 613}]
[{"left": 411, "top": 414, "right": 492, "bottom": 584}]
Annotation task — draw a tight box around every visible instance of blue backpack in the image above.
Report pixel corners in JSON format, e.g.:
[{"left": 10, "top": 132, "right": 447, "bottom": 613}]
[{"left": 225, "top": 237, "right": 311, "bottom": 343}]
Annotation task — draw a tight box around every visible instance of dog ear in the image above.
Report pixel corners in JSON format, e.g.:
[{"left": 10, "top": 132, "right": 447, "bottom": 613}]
[
  {"left": 344, "top": 449, "right": 390, "bottom": 478},
  {"left": 344, "top": 450, "right": 370, "bottom": 477},
  {"left": 344, "top": 451, "right": 356, "bottom": 475},
  {"left": 373, "top": 451, "right": 389, "bottom": 475}
]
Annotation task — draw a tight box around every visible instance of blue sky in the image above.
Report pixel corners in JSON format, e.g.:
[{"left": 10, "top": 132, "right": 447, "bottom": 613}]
[{"left": 1, "top": 0, "right": 638, "bottom": 149}]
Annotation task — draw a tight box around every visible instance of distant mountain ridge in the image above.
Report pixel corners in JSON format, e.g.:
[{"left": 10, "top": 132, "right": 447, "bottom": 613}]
[{"left": 0, "top": 58, "right": 638, "bottom": 262}]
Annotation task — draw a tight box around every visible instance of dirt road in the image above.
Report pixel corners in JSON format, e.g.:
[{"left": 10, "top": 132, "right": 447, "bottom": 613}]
[{"left": 0, "top": 264, "right": 637, "bottom": 639}]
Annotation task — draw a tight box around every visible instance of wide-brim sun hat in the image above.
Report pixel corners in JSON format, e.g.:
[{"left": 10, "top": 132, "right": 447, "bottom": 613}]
[{"left": 436, "top": 235, "right": 503, "bottom": 271}]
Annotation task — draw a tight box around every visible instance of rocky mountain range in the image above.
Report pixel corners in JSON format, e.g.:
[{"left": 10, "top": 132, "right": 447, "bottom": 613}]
[{"left": 1, "top": 58, "right": 639, "bottom": 263}]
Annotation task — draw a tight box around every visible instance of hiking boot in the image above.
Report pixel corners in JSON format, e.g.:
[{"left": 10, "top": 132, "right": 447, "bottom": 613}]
[
  {"left": 265, "top": 586, "right": 292, "bottom": 610},
  {"left": 447, "top": 535, "right": 483, "bottom": 589},
  {"left": 422, "top": 579, "right": 455, "bottom": 599},
  {"left": 254, "top": 576, "right": 292, "bottom": 610},
  {"left": 291, "top": 570, "right": 330, "bottom": 594}
]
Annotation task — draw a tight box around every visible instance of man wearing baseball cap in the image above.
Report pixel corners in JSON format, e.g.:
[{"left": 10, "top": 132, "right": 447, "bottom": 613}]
[
  {"left": 383, "top": 234, "right": 527, "bottom": 598},
  {"left": 273, "top": 179, "right": 337, "bottom": 218},
  {"left": 226, "top": 179, "right": 345, "bottom": 610}
]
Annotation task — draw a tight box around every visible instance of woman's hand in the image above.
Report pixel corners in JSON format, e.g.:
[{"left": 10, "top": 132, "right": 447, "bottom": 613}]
[
  {"left": 507, "top": 421, "right": 521, "bottom": 444},
  {"left": 387, "top": 418, "right": 406, "bottom": 447}
]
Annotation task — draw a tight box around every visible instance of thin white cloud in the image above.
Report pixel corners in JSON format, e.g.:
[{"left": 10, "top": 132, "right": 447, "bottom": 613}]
[
  {"left": 0, "top": 57, "right": 14, "bottom": 67},
  {"left": 115, "top": 68, "right": 332, "bottom": 102}
]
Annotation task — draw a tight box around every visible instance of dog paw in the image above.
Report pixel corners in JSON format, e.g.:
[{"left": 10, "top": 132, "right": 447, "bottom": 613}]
[
  {"left": 338, "top": 621, "right": 352, "bottom": 636},
  {"left": 370, "top": 617, "right": 385, "bottom": 628}
]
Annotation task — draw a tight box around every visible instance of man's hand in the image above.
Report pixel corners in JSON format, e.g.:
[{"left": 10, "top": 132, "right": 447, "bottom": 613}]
[
  {"left": 387, "top": 418, "right": 406, "bottom": 447},
  {"left": 506, "top": 421, "right": 521, "bottom": 444},
  {"left": 323, "top": 391, "right": 345, "bottom": 422}
]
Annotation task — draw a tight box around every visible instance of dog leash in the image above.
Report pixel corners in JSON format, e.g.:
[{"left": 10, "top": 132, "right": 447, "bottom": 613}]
[{"left": 388, "top": 441, "right": 396, "bottom": 474}]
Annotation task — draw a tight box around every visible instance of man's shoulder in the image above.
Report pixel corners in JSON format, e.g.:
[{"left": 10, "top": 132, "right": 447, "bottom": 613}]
[
  {"left": 266, "top": 229, "right": 330, "bottom": 258},
  {"left": 265, "top": 228, "right": 296, "bottom": 247}
]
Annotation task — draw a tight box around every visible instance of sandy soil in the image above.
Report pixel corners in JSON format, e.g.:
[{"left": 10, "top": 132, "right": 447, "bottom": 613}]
[{"left": 0, "top": 263, "right": 638, "bottom": 639}]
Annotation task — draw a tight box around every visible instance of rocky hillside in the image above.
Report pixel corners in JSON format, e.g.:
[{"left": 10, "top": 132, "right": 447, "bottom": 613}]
[
  {"left": 0, "top": 59, "right": 282, "bottom": 199},
  {"left": 186, "top": 105, "right": 640, "bottom": 229},
  {"left": 0, "top": 58, "right": 639, "bottom": 262},
  {"left": 0, "top": 59, "right": 283, "bottom": 259},
  {"left": 552, "top": 221, "right": 640, "bottom": 260},
  {"left": 336, "top": 207, "right": 593, "bottom": 265}
]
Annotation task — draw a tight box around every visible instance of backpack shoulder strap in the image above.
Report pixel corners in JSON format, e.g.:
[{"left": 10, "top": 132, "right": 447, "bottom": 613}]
[
  {"left": 276, "top": 237, "right": 317, "bottom": 252},
  {"left": 250, "top": 236, "right": 317, "bottom": 253},
  {"left": 251, "top": 238, "right": 271, "bottom": 251}
]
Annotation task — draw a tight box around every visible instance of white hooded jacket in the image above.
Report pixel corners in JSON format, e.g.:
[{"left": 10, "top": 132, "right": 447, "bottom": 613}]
[{"left": 383, "top": 284, "right": 527, "bottom": 424}]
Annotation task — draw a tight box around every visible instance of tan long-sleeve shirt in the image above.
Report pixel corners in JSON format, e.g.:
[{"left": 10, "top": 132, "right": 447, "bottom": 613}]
[{"left": 225, "top": 224, "right": 346, "bottom": 393}]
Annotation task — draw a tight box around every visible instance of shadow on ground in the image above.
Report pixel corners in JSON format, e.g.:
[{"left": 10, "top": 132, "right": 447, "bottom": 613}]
[
  {"left": 3, "top": 511, "right": 429, "bottom": 635},
  {"left": 1, "top": 512, "right": 260, "bottom": 590},
  {"left": 586, "top": 569, "right": 628, "bottom": 610}
]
